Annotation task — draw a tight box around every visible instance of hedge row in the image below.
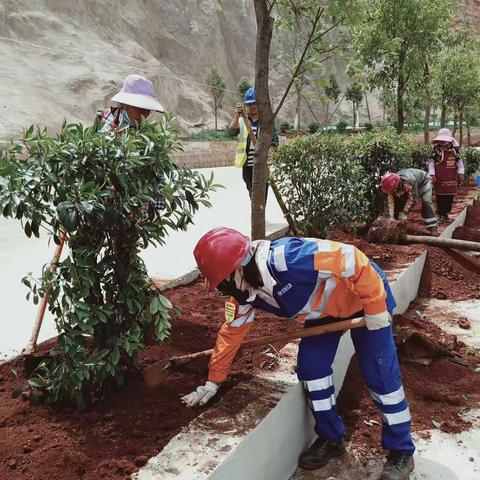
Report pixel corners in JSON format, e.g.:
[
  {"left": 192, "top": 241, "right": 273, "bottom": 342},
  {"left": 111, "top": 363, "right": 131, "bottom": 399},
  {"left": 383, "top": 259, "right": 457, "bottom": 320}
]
[{"left": 270, "top": 128, "right": 480, "bottom": 237}]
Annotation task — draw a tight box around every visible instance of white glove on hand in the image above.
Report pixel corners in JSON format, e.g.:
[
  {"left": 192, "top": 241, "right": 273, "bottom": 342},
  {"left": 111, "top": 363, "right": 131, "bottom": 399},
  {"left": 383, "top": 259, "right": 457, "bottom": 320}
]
[
  {"left": 181, "top": 381, "right": 219, "bottom": 407},
  {"left": 365, "top": 312, "right": 391, "bottom": 331},
  {"left": 398, "top": 211, "right": 408, "bottom": 221}
]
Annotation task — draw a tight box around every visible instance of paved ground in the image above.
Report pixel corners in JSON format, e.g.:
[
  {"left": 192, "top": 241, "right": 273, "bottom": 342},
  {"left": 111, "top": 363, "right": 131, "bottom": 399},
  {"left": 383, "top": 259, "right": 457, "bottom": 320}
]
[{"left": 0, "top": 166, "right": 286, "bottom": 359}]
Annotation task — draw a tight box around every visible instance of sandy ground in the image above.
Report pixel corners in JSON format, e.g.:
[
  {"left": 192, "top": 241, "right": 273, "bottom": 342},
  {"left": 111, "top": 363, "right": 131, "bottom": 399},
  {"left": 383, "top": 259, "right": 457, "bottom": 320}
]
[{"left": 0, "top": 166, "right": 286, "bottom": 360}]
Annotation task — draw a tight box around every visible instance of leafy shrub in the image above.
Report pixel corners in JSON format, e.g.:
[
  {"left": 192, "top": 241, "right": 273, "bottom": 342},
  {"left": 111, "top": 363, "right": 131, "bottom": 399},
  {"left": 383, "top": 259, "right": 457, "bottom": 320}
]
[
  {"left": 336, "top": 120, "right": 348, "bottom": 133},
  {"left": 279, "top": 121, "right": 294, "bottom": 133},
  {"left": 0, "top": 117, "right": 217, "bottom": 407},
  {"left": 345, "top": 128, "right": 414, "bottom": 219},
  {"left": 462, "top": 147, "right": 480, "bottom": 181},
  {"left": 364, "top": 122, "right": 374, "bottom": 132},
  {"left": 308, "top": 122, "right": 320, "bottom": 133},
  {"left": 410, "top": 144, "right": 433, "bottom": 171},
  {"left": 269, "top": 134, "right": 370, "bottom": 237}
]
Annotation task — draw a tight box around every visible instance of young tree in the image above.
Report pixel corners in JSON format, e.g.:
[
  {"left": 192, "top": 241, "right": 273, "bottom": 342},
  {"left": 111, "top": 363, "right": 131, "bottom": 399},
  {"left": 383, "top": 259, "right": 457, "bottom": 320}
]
[
  {"left": 0, "top": 118, "right": 216, "bottom": 406},
  {"left": 351, "top": 0, "right": 453, "bottom": 133},
  {"left": 251, "top": 0, "right": 355, "bottom": 239},
  {"left": 324, "top": 74, "right": 341, "bottom": 125},
  {"left": 345, "top": 82, "right": 363, "bottom": 128},
  {"left": 433, "top": 43, "right": 480, "bottom": 146},
  {"left": 205, "top": 67, "right": 226, "bottom": 130},
  {"left": 237, "top": 77, "right": 252, "bottom": 99}
]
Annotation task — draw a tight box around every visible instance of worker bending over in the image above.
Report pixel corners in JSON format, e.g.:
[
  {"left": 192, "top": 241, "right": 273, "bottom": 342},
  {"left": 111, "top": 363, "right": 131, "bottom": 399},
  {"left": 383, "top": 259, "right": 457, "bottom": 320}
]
[
  {"left": 381, "top": 169, "right": 437, "bottom": 233},
  {"left": 182, "top": 227, "right": 415, "bottom": 480}
]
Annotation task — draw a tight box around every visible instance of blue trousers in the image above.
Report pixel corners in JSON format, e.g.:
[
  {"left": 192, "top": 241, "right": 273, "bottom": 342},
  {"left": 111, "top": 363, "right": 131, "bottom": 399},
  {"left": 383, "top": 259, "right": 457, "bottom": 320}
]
[{"left": 297, "top": 262, "right": 415, "bottom": 454}]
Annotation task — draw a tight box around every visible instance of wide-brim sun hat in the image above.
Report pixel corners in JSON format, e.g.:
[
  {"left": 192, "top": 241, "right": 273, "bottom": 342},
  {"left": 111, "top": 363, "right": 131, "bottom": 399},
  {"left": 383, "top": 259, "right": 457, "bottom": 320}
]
[
  {"left": 432, "top": 128, "right": 456, "bottom": 145},
  {"left": 111, "top": 74, "right": 165, "bottom": 112}
]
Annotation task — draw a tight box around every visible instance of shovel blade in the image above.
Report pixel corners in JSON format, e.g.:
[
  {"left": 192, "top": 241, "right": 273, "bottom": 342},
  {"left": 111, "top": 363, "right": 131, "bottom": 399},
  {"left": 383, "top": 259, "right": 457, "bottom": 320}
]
[{"left": 142, "top": 359, "right": 172, "bottom": 387}]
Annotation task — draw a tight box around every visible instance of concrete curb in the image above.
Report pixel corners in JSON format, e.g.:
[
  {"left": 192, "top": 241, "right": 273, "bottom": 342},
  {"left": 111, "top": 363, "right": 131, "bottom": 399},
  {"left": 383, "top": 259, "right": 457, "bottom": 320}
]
[{"left": 439, "top": 207, "right": 466, "bottom": 239}]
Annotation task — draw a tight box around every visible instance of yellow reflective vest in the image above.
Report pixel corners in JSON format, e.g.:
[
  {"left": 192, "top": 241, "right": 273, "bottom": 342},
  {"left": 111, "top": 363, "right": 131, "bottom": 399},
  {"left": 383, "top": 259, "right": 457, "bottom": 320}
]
[{"left": 234, "top": 117, "right": 249, "bottom": 168}]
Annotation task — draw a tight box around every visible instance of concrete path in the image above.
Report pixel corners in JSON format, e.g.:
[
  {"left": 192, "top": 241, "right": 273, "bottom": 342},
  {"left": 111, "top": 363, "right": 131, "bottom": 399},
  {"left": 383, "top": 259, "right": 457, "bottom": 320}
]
[{"left": 0, "top": 166, "right": 286, "bottom": 359}]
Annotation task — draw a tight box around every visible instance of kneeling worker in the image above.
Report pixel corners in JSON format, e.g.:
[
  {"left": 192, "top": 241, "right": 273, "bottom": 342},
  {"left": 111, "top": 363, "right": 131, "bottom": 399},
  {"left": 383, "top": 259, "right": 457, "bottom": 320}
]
[
  {"left": 182, "top": 227, "right": 415, "bottom": 480},
  {"left": 381, "top": 169, "right": 438, "bottom": 233}
]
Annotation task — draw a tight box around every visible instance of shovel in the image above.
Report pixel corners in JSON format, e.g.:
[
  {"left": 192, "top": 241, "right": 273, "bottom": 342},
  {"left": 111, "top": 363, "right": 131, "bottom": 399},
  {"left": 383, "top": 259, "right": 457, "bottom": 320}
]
[{"left": 143, "top": 316, "right": 365, "bottom": 387}]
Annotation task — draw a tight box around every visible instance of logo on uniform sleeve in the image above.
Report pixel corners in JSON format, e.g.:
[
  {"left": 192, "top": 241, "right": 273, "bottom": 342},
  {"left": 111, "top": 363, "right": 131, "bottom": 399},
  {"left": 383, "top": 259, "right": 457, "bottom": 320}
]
[{"left": 225, "top": 301, "right": 237, "bottom": 323}]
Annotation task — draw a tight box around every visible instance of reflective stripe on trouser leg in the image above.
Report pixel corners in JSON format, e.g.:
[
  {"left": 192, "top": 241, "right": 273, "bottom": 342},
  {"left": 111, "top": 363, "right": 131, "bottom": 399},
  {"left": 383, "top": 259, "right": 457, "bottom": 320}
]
[
  {"left": 421, "top": 193, "right": 438, "bottom": 228},
  {"left": 297, "top": 327, "right": 345, "bottom": 441},
  {"left": 351, "top": 324, "right": 415, "bottom": 454}
]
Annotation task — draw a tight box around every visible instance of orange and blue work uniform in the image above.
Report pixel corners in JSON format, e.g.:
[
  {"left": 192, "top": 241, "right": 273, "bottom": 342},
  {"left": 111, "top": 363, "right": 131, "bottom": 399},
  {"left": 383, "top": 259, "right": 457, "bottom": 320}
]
[{"left": 208, "top": 237, "right": 415, "bottom": 455}]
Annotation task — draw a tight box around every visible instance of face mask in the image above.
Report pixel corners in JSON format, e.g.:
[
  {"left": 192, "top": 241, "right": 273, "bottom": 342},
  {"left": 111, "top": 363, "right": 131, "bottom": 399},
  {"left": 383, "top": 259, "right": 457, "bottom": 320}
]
[
  {"left": 121, "top": 109, "right": 135, "bottom": 126},
  {"left": 217, "top": 272, "right": 249, "bottom": 303}
]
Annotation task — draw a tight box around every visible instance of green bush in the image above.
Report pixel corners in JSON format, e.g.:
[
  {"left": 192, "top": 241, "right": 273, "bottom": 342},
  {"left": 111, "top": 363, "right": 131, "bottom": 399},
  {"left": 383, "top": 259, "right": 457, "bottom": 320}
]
[
  {"left": 410, "top": 144, "right": 433, "bottom": 171},
  {"left": 364, "top": 122, "right": 374, "bottom": 132},
  {"left": 308, "top": 122, "right": 321, "bottom": 133},
  {"left": 462, "top": 147, "right": 480, "bottom": 181},
  {"left": 0, "top": 117, "right": 217, "bottom": 407},
  {"left": 269, "top": 134, "right": 370, "bottom": 237},
  {"left": 279, "top": 121, "right": 294, "bottom": 133},
  {"left": 336, "top": 120, "right": 348, "bottom": 133},
  {"left": 345, "top": 128, "right": 414, "bottom": 219},
  {"left": 185, "top": 128, "right": 232, "bottom": 142}
]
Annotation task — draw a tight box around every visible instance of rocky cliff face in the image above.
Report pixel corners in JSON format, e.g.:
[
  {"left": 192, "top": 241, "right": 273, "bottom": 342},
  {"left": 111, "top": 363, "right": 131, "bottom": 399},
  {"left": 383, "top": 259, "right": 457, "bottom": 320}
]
[
  {"left": 1, "top": 1, "right": 475, "bottom": 140},
  {"left": 0, "top": 0, "right": 257, "bottom": 139}
]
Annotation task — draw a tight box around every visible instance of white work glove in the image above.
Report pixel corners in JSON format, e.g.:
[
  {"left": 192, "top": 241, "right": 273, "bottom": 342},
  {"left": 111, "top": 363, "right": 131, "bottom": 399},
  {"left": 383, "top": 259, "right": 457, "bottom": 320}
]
[
  {"left": 365, "top": 312, "right": 391, "bottom": 331},
  {"left": 398, "top": 211, "right": 408, "bottom": 221},
  {"left": 181, "top": 381, "right": 219, "bottom": 407}
]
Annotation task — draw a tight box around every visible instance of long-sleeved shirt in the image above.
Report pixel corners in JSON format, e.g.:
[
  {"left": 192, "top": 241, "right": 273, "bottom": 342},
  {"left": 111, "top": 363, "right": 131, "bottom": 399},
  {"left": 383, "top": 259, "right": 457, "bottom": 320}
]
[
  {"left": 387, "top": 168, "right": 431, "bottom": 217},
  {"left": 208, "top": 237, "right": 390, "bottom": 383}
]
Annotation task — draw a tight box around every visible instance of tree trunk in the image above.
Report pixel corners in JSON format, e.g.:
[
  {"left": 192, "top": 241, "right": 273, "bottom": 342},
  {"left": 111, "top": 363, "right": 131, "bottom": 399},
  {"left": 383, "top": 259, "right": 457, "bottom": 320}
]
[
  {"left": 294, "top": 90, "right": 301, "bottom": 130},
  {"left": 352, "top": 102, "right": 356, "bottom": 129},
  {"left": 325, "top": 101, "right": 330, "bottom": 127},
  {"left": 251, "top": 0, "right": 275, "bottom": 240},
  {"left": 365, "top": 93, "right": 371, "bottom": 123},
  {"left": 459, "top": 108, "right": 464, "bottom": 147},
  {"left": 213, "top": 100, "right": 217, "bottom": 130},
  {"left": 396, "top": 53, "right": 406, "bottom": 133},
  {"left": 440, "top": 97, "right": 446, "bottom": 128},
  {"left": 453, "top": 113, "right": 458, "bottom": 136},
  {"left": 423, "top": 63, "right": 431, "bottom": 145},
  {"left": 467, "top": 123, "right": 471, "bottom": 145}
]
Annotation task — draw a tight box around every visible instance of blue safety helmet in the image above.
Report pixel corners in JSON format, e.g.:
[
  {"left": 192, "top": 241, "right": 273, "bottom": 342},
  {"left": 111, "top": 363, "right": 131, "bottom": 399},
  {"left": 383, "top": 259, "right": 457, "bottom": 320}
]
[{"left": 244, "top": 87, "right": 256, "bottom": 105}]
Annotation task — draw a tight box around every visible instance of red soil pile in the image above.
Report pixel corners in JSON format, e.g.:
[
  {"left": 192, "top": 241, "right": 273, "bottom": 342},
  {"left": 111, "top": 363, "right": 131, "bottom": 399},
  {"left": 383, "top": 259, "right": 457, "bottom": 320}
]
[
  {"left": 0, "top": 279, "right": 298, "bottom": 480},
  {"left": 338, "top": 312, "right": 480, "bottom": 453},
  {"left": 419, "top": 246, "right": 480, "bottom": 301}
]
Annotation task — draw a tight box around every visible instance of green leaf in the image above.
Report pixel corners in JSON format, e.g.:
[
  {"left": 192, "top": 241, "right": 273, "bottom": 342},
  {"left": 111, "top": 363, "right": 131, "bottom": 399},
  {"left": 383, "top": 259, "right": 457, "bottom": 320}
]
[
  {"left": 28, "top": 377, "right": 46, "bottom": 389},
  {"left": 24, "top": 221, "right": 32, "bottom": 238},
  {"left": 158, "top": 295, "right": 173, "bottom": 309},
  {"left": 150, "top": 296, "right": 161, "bottom": 315}
]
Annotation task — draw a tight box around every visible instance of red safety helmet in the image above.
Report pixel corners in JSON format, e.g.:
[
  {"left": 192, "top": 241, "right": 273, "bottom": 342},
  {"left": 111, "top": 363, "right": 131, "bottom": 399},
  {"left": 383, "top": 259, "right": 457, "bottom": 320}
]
[
  {"left": 194, "top": 227, "right": 250, "bottom": 290},
  {"left": 381, "top": 172, "right": 401, "bottom": 194}
]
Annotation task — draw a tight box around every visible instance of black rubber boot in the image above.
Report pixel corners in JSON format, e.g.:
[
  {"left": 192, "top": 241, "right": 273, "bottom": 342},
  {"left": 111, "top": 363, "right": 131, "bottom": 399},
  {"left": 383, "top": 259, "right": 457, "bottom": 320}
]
[
  {"left": 380, "top": 451, "right": 414, "bottom": 480},
  {"left": 298, "top": 437, "right": 346, "bottom": 470}
]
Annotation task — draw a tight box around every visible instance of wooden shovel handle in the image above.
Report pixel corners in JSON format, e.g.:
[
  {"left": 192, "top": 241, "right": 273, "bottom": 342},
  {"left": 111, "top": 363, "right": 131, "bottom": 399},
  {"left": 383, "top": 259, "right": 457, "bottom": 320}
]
[{"left": 170, "top": 317, "right": 365, "bottom": 368}]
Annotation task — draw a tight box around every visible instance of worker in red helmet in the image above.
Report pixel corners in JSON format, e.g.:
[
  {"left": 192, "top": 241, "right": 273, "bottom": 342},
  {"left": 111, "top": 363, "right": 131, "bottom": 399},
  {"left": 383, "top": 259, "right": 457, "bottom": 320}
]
[
  {"left": 182, "top": 227, "right": 415, "bottom": 480},
  {"left": 381, "top": 168, "right": 437, "bottom": 233}
]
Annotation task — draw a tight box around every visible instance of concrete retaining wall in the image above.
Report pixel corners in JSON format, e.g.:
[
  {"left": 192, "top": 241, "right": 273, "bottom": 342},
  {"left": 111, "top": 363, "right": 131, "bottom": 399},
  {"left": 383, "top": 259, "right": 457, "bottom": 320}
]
[{"left": 173, "top": 141, "right": 236, "bottom": 169}]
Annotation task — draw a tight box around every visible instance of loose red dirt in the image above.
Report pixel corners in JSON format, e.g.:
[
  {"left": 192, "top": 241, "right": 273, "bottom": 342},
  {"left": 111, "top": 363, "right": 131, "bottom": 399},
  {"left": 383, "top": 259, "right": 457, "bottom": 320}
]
[{"left": 0, "top": 281, "right": 298, "bottom": 480}]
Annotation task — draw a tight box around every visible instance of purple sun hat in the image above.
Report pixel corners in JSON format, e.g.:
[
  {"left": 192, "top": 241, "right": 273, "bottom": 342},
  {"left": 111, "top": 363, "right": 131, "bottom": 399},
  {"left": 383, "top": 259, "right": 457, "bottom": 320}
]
[
  {"left": 111, "top": 74, "right": 165, "bottom": 112},
  {"left": 432, "top": 128, "right": 458, "bottom": 146}
]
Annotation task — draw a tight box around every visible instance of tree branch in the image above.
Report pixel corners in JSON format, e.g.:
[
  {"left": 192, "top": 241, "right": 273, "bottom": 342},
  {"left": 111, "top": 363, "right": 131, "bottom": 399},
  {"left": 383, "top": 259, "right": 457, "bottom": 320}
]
[{"left": 273, "top": 5, "right": 325, "bottom": 118}]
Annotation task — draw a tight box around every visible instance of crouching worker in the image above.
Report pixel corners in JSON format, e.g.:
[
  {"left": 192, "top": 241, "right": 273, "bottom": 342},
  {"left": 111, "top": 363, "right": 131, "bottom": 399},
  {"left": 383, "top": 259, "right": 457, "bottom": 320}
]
[
  {"left": 182, "top": 227, "right": 415, "bottom": 480},
  {"left": 381, "top": 169, "right": 438, "bottom": 234},
  {"left": 430, "top": 128, "right": 465, "bottom": 224}
]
